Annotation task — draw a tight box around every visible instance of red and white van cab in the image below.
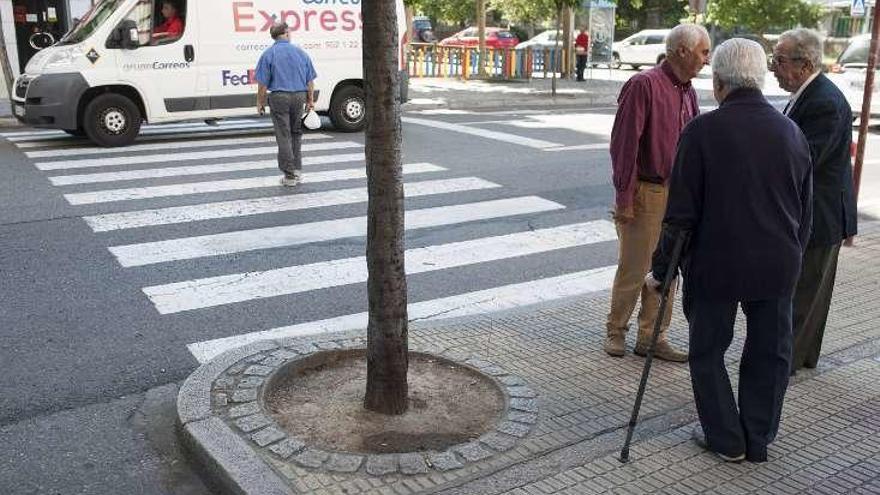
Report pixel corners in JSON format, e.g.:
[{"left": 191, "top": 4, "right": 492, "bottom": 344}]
[{"left": 11, "top": 0, "right": 408, "bottom": 146}]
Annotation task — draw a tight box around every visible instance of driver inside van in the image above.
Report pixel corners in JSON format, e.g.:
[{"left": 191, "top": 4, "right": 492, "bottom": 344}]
[{"left": 151, "top": 0, "right": 184, "bottom": 42}]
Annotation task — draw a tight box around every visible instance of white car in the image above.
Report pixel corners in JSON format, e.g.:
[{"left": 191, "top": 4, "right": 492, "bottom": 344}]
[
  {"left": 515, "top": 30, "right": 560, "bottom": 51},
  {"left": 612, "top": 29, "right": 670, "bottom": 70},
  {"left": 827, "top": 34, "right": 880, "bottom": 119}
]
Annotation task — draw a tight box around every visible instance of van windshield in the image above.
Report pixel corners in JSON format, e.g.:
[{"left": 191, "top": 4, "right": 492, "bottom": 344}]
[{"left": 59, "top": 0, "right": 125, "bottom": 45}]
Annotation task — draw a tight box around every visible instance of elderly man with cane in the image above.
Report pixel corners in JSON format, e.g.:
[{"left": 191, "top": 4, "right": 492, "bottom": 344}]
[{"left": 644, "top": 38, "right": 813, "bottom": 463}]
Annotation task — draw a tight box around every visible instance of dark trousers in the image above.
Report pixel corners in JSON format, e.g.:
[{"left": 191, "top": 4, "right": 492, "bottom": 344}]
[
  {"left": 685, "top": 293, "right": 793, "bottom": 461},
  {"left": 791, "top": 242, "right": 842, "bottom": 371},
  {"left": 576, "top": 55, "right": 588, "bottom": 81},
  {"left": 268, "top": 91, "right": 307, "bottom": 178}
]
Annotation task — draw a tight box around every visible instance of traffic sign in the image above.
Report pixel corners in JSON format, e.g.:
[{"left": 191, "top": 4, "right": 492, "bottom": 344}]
[{"left": 853, "top": 0, "right": 867, "bottom": 18}]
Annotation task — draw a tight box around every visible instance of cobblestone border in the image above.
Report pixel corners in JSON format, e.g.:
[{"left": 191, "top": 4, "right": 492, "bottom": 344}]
[{"left": 178, "top": 337, "right": 539, "bottom": 492}]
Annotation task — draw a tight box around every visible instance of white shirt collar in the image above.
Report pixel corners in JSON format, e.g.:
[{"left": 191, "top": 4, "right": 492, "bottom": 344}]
[{"left": 785, "top": 71, "right": 821, "bottom": 116}]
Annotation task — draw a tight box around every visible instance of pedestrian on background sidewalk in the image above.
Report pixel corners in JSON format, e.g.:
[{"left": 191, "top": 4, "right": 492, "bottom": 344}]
[
  {"left": 604, "top": 23, "right": 710, "bottom": 362},
  {"left": 650, "top": 38, "right": 812, "bottom": 463},
  {"left": 255, "top": 22, "right": 317, "bottom": 187},
  {"left": 771, "top": 29, "right": 858, "bottom": 374},
  {"left": 575, "top": 27, "right": 590, "bottom": 82}
]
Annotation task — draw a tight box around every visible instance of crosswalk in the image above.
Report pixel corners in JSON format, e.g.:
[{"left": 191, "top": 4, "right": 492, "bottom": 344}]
[{"left": 2, "top": 118, "right": 619, "bottom": 364}]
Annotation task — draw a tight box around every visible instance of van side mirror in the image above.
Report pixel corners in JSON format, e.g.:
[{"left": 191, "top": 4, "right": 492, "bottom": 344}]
[{"left": 117, "top": 20, "right": 139, "bottom": 49}]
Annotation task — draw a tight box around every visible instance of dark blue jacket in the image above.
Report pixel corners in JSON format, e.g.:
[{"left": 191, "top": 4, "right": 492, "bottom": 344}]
[
  {"left": 787, "top": 73, "right": 858, "bottom": 246},
  {"left": 652, "top": 88, "right": 813, "bottom": 300}
]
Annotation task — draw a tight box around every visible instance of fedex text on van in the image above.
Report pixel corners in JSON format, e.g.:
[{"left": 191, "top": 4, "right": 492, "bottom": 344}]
[
  {"left": 222, "top": 69, "right": 257, "bottom": 86},
  {"left": 232, "top": 1, "right": 363, "bottom": 33}
]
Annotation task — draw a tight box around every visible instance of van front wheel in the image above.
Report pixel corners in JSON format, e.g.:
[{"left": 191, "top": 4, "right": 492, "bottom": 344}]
[
  {"left": 329, "top": 85, "right": 366, "bottom": 132},
  {"left": 83, "top": 93, "right": 142, "bottom": 147}
]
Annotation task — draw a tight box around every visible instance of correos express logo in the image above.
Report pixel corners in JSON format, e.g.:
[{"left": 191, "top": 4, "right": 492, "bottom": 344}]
[
  {"left": 231, "top": 1, "right": 362, "bottom": 33},
  {"left": 222, "top": 69, "right": 257, "bottom": 86}
]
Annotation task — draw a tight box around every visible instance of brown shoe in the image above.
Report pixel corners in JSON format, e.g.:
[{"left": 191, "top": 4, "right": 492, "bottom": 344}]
[
  {"left": 604, "top": 325, "right": 627, "bottom": 357},
  {"left": 634, "top": 340, "right": 688, "bottom": 362}
]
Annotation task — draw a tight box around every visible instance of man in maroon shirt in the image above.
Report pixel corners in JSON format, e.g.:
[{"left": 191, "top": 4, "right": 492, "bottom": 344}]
[
  {"left": 605, "top": 24, "right": 710, "bottom": 362},
  {"left": 575, "top": 27, "right": 590, "bottom": 82}
]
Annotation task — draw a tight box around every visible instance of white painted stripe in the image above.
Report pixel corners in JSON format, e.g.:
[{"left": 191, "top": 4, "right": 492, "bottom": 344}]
[
  {"left": 36, "top": 141, "right": 362, "bottom": 171},
  {"left": 13, "top": 126, "right": 276, "bottom": 149},
  {"left": 4, "top": 119, "right": 267, "bottom": 140},
  {"left": 1, "top": 119, "right": 265, "bottom": 137},
  {"left": 64, "top": 163, "right": 444, "bottom": 205},
  {"left": 144, "top": 220, "right": 617, "bottom": 314},
  {"left": 49, "top": 153, "right": 364, "bottom": 185},
  {"left": 111, "top": 197, "right": 564, "bottom": 267},
  {"left": 83, "top": 177, "right": 500, "bottom": 232},
  {"left": 542, "top": 143, "right": 608, "bottom": 152},
  {"left": 26, "top": 134, "right": 330, "bottom": 159},
  {"left": 187, "top": 265, "right": 617, "bottom": 362},
  {"left": 402, "top": 116, "right": 562, "bottom": 149}
]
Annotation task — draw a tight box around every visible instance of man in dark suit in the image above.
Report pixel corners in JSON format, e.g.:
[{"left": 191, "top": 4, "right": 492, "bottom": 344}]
[
  {"left": 649, "top": 39, "right": 813, "bottom": 463},
  {"left": 772, "top": 29, "right": 858, "bottom": 373}
]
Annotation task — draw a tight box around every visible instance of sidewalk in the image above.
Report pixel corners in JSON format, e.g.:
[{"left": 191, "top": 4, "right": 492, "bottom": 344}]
[{"left": 178, "top": 220, "right": 880, "bottom": 495}]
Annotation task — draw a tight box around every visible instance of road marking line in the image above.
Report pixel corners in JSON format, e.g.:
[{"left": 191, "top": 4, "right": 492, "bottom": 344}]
[
  {"left": 144, "top": 220, "right": 617, "bottom": 314},
  {"left": 542, "top": 143, "right": 608, "bottom": 152},
  {"left": 64, "top": 163, "right": 444, "bottom": 205},
  {"left": 3, "top": 119, "right": 268, "bottom": 139},
  {"left": 111, "top": 196, "right": 564, "bottom": 266},
  {"left": 26, "top": 134, "right": 330, "bottom": 159},
  {"left": 12, "top": 126, "right": 277, "bottom": 149},
  {"left": 83, "top": 177, "right": 500, "bottom": 232},
  {"left": 187, "top": 265, "right": 617, "bottom": 363},
  {"left": 36, "top": 141, "right": 362, "bottom": 170},
  {"left": 49, "top": 153, "right": 364, "bottom": 185},
  {"left": 402, "top": 116, "right": 563, "bottom": 149}
]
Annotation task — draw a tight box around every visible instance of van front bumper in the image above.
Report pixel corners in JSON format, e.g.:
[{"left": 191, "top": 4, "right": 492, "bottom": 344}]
[{"left": 12, "top": 73, "right": 89, "bottom": 130}]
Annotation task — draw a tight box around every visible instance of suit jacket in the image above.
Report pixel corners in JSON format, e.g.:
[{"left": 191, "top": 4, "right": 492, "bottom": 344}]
[
  {"left": 651, "top": 89, "right": 813, "bottom": 300},
  {"left": 787, "top": 73, "right": 858, "bottom": 246}
]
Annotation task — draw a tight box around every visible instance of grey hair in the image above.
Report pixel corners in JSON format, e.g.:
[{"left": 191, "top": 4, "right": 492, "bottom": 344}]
[
  {"left": 270, "top": 22, "right": 289, "bottom": 40},
  {"left": 666, "top": 24, "right": 709, "bottom": 56},
  {"left": 712, "top": 38, "right": 767, "bottom": 90},
  {"left": 778, "top": 28, "right": 824, "bottom": 70}
]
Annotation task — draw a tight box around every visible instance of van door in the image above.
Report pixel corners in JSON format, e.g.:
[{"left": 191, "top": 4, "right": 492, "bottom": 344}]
[{"left": 111, "top": 0, "right": 199, "bottom": 121}]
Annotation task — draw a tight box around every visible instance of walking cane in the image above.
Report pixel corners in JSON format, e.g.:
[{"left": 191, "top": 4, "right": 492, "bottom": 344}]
[{"left": 619, "top": 229, "right": 689, "bottom": 463}]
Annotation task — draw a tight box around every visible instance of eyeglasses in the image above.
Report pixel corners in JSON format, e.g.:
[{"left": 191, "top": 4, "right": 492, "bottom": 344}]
[{"left": 770, "top": 54, "right": 804, "bottom": 67}]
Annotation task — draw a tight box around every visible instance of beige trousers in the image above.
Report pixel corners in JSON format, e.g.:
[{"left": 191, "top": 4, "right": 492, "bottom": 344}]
[{"left": 607, "top": 181, "right": 677, "bottom": 342}]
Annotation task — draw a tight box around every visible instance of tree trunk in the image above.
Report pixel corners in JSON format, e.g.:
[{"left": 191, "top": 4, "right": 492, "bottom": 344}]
[
  {"left": 0, "top": 16, "right": 15, "bottom": 102},
  {"left": 552, "top": 6, "right": 561, "bottom": 96},
  {"left": 362, "top": 0, "right": 409, "bottom": 415},
  {"left": 404, "top": 5, "right": 415, "bottom": 44},
  {"left": 477, "top": 0, "right": 486, "bottom": 77},
  {"left": 562, "top": 6, "right": 572, "bottom": 79}
]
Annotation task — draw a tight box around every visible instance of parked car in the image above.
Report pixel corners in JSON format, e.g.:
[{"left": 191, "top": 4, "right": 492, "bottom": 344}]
[
  {"left": 515, "top": 30, "right": 560, "bottom": 50},
  {"left": 438, "top": 27, "right": 519, "bottom": 49},
  {"left": 827, "top": 34, "right": 880, "bottom": 118},
  {"left": 611, "top": 29, "right": 670, "bottom": 70},
  {"left": 412, "top": 15, "right": 437, "bottom": 43}
]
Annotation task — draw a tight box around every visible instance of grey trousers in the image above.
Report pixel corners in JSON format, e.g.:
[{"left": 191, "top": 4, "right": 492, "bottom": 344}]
[
  {"left": 268, "top": 91, "right": 307, "bottom": 178},
  {"left": 791, "top": 242, "right": 842, "bottom": 371}
]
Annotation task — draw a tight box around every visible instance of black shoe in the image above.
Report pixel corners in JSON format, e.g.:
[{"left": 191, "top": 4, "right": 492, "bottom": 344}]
[{"left": 692, "top": 425, "right": 745, "bottom": 463}]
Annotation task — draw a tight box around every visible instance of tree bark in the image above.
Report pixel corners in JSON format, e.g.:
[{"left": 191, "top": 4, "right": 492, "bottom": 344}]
[
  {"left": 362, "top": 0, "right": 409, "bottom": 415},
  {"left": 477, "top": 0, "right": 487, "bottom": 77},
  {"left": 562, "top": 6, "right": 572, "bottom": 79},
  {"left": 404, "top": 5, "right": 415, "bottom": 44}
]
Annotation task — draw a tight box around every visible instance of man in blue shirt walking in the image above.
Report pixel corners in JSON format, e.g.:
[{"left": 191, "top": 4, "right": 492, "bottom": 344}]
[{"left": 255, "top": 22, "right": 318, "bottom": 187}]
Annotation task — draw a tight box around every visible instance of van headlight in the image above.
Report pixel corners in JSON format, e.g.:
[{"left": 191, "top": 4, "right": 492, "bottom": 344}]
[{"left": 43, "top": 48, "right": 79, "bottom": 70}]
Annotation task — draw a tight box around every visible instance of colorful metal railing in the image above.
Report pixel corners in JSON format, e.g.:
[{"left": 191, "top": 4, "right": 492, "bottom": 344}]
[{"left": 406, "top": 43, "right": 566, "bottom": 80}]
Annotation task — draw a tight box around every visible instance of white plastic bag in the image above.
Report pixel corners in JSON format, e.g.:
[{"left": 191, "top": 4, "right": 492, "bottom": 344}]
[{"left": 302, "top": 109, "right": 321, "bottom": 130}]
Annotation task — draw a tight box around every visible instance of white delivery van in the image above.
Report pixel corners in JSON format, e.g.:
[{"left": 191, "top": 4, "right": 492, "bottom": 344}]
[{"left": 11, "top": 0, "right": 408, "bottom": 146}]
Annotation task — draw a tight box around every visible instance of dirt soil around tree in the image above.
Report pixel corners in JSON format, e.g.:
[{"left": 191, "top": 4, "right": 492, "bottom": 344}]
[{"left": 265, "top": 352, "right": 505, "bottom": 454}]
